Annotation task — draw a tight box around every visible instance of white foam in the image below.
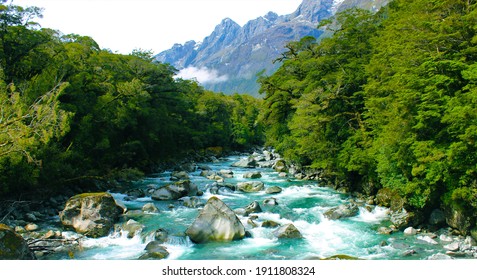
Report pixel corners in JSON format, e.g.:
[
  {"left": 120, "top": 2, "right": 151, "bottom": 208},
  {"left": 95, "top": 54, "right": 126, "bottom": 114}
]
[
  {"left": 75, "top": 230, "right": 151, "bottom": 260},
  {"left": 351, "top": 206, "right": 390, "bottom": 223}
]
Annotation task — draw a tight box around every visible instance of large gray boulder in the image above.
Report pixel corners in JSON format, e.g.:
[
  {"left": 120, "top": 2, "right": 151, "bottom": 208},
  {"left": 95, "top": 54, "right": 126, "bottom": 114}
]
[
  {"left": 0, "top": 224, "right": 36, "bottom": 260},
  {"left": 237, "top": 181, "right": 264, "bottom": 193},
  {"left": 324, "top": 203, "right": 359, "bottom": 220},
  {"left": 59, "top": 192, "right": 125, "bottom": 238},
  {"left": 185, "top": 197, "right": 246, "bottom": 243},
  {"left": 151, "top": 180, "right": 198, "bottom": 201}
]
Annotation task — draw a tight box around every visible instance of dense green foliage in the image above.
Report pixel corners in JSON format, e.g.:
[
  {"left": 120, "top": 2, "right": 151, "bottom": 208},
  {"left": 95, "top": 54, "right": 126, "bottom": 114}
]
[
  {"left": 260, "top": 0, "right": 477, "bottom": 223},
  {"left": 0, "top": 1, "right": 263, "bottom": 197}
]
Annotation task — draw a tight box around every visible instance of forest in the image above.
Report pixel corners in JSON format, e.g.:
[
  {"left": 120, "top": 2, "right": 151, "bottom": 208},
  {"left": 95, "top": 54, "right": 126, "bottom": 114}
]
[
  {"left": 259, "top": 0, "right": 477, "bottom": 231},
  {"left": 0, "top": 1, "right": 263, "bottom": 198},
  {"left": 2, "top": 0, "right": 477, "bottom": 234}
]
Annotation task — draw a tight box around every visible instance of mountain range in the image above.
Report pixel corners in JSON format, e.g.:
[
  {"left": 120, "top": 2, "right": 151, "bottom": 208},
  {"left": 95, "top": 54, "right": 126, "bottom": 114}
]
[{"left": 155, "top": 0, "right": 389, "bottom": 96}]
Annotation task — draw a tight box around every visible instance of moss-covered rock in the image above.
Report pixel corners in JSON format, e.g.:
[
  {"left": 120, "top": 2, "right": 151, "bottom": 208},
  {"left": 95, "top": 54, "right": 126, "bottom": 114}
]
[
  {"left": 265, "top": 186, "right": 282, "bottom": 194},
  {"left": 262, "top": 220, "right": 280, "bottom": 228},
  {"left": 273, "top": 160, "right": 287, "bottom": 173},
  {"left": 443, "top": 203, "right": 474, "bottom": 235},
  {"left": 138, "top": 241, "right": 169, "bottom": 260},
  {"left": 59, "top": 192, "right": 125, "bottom": 238},
  {"left": 322, "top": 254, "right": 360, "bottom": 260},
  {"left": 375, "top": 188, "right": 405, "bottom": 212},
  {"left": 237, "top": 181, "right": 264, "bottom": 193},
  {"left": 0, "top": 224, "right": 35, "bottom": 260}
]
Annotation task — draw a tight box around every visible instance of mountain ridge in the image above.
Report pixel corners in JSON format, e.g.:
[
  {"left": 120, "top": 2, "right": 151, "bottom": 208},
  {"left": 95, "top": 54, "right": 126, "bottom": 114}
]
[{"left": 155, "top": 0, "right": 389, "bottom": 96}]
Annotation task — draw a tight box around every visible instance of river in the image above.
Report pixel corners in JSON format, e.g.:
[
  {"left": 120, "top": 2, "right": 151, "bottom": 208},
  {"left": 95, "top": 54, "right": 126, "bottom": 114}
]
[{"left": 41, "top": 154, "right": 463, "bottom": 260}]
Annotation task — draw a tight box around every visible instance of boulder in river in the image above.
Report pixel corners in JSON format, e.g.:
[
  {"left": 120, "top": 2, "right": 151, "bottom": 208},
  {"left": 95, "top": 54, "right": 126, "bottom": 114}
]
[
  {"left": 243, "top": 171, "right": 262, "bottom": 179},
  {"left": 219, "top": 169, "right": 234, "bottom": 178},
  {"left": 179, "top": 196, "right": 205, "bottom": 208},
  {"left": 151, "top": 180, "right": 198, "bottom": 201},
  {"left": 237, "top": 181, "right": 264, "bottom": 193},
  {"left": 244, "top": 201, "right": 262, "bottom": 216},
  {"left": 170, "top": 171, "right": 190, "bottom": 181},
  {"left": 121, "top": 219, "right": 145, "bottom": 238},
  {"left": 265, "top": 186, "right": 282, "bottom": 194},
  {"left": 0, "top": 224, "right": 36, "bottom": 260},
  {"left": 59, "top": 192, "right": 125, "bottom": 238},
  {"left": 323, "top": 203, "right": 359, "bottom": 220},
  {"left": 263, "top": 198, "right": 279, "bottom": 206},
  {"left": 403, "top": 227, "right": 417, "bottom": 235},
  {"left": 262, "top": 220, "right": 280, "bottom": 228},
  {"left": 273, "top": 224, "right": 303, "bottom": 239},
  {"left": 154, "top": 228, "right": 169, "bottom": 243},
  {"left": 138, "top": 241, "right": 170, "bottom": 260},
  {"left": 185, "top": 197, "right": 246, "bottom": 243},
  {"left": 142, "top": 203, "right": 159, "bottom": 213},
  {"left": 231, "top": 157, "right": 257, "bottom": 168}
]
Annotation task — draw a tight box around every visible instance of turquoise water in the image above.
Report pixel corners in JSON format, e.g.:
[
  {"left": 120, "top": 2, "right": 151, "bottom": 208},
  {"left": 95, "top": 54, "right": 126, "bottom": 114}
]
[{"left": 44, "top": 155, "right": 454, "bottom": 260}]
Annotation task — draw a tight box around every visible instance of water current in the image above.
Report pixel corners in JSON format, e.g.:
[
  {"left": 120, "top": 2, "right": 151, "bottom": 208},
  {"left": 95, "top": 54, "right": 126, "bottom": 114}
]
[{"left": 43, "top": 155, "right": 454, "bottom": 260}]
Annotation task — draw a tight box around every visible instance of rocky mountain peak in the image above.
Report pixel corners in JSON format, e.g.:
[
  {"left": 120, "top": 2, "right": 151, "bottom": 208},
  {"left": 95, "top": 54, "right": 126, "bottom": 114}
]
[
  {"left": 201, "top": 17, "right": 240, "bottom": 47},
  {"left": 155, "top": 0, "right": 389, "bottom": 96},
  {"left": 290, "top": 0, "right": 334, "bottom": 22},
  {"left": 264, "top": 11, "right": 279, "bottom": 22}
]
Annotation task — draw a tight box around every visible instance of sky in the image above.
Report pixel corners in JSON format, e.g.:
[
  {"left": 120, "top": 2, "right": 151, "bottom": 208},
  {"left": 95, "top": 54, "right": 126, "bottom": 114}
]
[{"left": 14, "top": 0, "right": 303, "bottom": 55}]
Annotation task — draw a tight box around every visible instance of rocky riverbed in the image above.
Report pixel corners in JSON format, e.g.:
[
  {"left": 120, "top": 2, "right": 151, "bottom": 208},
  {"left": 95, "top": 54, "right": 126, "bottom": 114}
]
[{"left": 1, "top": 148, "right": 477, "bottom": 260}]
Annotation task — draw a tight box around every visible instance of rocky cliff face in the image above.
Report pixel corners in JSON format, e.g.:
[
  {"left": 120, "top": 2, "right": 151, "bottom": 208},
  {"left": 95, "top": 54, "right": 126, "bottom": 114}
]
[{"left": 155, "top": 0, "right": 388, "bottom": 96}]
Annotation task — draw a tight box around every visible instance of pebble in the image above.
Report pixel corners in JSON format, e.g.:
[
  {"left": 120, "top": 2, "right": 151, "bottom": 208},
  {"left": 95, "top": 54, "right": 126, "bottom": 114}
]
[
  {"left": 43, "top": 230, "right": 56, "bottom": 239},
  {"left": 404, "top": 227, "right": 417, "bottom": 235},
  {"left": 443, "top": 242, "right": 459, "bottom": 251},
  {"left": 14, "top": 226, "right": 26, "bottom": 233},
  {"left": 25, "top": 223, "right": 39, "bottom": 231}
]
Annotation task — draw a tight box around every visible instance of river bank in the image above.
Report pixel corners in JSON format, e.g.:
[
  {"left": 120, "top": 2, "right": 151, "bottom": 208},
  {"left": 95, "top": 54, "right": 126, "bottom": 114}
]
[{"left": 1, "top": 148, "right": 477, "bottom": 260}]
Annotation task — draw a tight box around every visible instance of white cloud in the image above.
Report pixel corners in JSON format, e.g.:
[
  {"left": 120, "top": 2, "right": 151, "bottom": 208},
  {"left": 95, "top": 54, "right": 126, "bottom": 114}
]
[{"left": 176, "top": 66, "right": 229, "bottom": 84}]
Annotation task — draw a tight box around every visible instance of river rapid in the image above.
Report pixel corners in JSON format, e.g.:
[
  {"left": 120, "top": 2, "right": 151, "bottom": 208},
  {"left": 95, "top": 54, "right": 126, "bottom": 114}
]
[{"left": 40, "top": 153, "right": 474, "bottom": 260}]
